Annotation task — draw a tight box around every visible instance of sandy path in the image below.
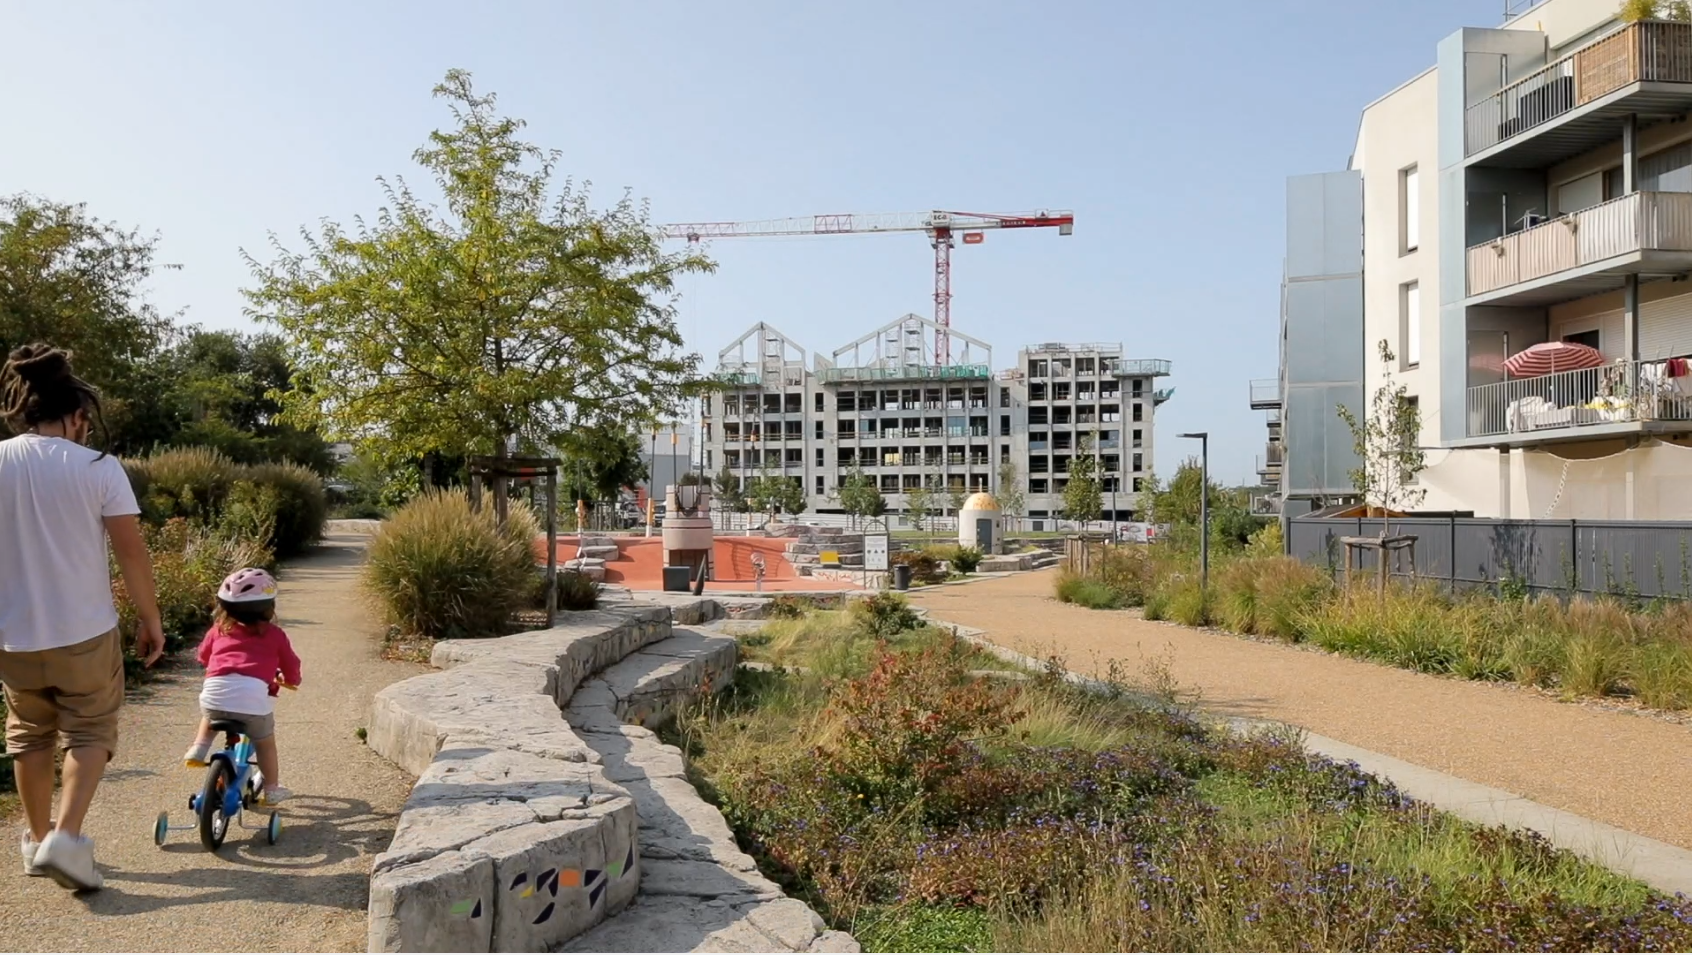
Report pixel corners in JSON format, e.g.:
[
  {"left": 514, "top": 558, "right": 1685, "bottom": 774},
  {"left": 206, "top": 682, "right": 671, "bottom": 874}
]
[
  {"left": 911, "top": 569, "right": 1692, "bottom": 850},
  {"left": 0, "top": 533, "right": 423, "bottom": 952}
]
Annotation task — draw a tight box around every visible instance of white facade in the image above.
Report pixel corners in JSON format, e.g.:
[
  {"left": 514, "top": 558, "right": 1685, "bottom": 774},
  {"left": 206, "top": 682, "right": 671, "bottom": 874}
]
[
  {"left": 700, "top": 318, "right": 1171, "bottom": 523},
  {"left": 1331, "top": 0, "right": 1692, "bottom": 520}
]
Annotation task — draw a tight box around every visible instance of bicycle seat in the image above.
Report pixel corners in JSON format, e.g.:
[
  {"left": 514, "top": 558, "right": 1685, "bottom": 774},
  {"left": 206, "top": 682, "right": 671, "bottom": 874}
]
[{"left": 208, "top": 718, "right": 249, "bottom": 737}]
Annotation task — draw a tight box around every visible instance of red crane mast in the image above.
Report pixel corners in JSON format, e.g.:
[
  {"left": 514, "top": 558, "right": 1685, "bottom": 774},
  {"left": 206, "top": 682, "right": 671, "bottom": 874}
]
[{"left": 661, "top": 209, "right": 1074, "bottom": 363}]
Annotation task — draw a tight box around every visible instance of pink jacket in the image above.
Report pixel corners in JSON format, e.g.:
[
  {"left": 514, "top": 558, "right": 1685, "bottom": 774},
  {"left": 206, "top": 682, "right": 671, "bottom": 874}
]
[{"left": 197, "top": 621, "right": 302, "bottom": 697}]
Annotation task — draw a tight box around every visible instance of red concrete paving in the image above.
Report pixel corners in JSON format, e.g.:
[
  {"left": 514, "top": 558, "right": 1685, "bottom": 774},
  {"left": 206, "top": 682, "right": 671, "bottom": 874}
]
[{"left": 533, "top": 535, "right": 861, "bottom": 592}]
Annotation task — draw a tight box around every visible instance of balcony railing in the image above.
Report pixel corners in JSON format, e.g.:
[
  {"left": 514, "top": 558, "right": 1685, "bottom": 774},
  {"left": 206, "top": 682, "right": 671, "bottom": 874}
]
[
  {"left": 1104, "top": 358, "right": 1174, "bottom": 377},
  {"left": 1465, "top": 358, "right": 1692, "bottom": 438},
  {"left": 1465, "top": 21, "right": 1692, "bottom": 156},
  {"left": 1249, "top": 378, "right": 1280, "bottom": 409},
  {"left": 1467, "top": 191, "right": 1692, "bottom": 296},
  {"left": 820, "top": 363, "right": 991, "bottom": 382}
]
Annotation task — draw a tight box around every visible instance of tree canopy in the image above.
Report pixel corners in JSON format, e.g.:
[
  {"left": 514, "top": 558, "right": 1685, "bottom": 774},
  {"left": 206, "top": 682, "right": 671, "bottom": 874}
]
[
  {"left": 244, "top": 69, "right": 714, "bottom": 463},
  {"left": 1063, "top": 444, "right": 1103, "bottom": 523}
]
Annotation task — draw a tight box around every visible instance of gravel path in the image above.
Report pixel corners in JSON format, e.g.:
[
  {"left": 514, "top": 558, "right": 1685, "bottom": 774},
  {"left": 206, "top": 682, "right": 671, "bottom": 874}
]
[
  {"left": 910, "top": 569, "right": 1692, "bottom": 850},
  {"left": 0, "top": 533, "right": 423, "bottom": 952}
]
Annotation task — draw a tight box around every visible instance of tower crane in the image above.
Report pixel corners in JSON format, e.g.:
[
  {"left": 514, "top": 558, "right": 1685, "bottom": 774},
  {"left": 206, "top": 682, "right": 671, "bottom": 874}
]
[{"left": 661, "top": 210, "right": 1074, "bottom": 363}]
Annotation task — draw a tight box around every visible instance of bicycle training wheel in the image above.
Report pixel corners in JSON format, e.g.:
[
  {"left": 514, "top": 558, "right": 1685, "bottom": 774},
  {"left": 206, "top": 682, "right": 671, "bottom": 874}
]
[
  {"left": 266, "top": 811, "right": 281, "bottom": 846},
  {"left": 197, "top": 759, "right": 236, "bottom": 851}
]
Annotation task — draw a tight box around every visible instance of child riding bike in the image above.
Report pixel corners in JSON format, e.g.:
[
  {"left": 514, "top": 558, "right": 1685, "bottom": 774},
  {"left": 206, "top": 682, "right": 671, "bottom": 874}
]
[{"left": 182, "top": 568, "right": 301, "bottom": 805}]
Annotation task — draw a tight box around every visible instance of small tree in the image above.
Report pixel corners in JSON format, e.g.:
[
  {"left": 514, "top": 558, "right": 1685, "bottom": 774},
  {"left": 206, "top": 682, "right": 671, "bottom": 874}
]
[
  {"left": 836, "top": 467, "right": 884, "bottom": 529},
  {"left": 904, "top": 480, "right": 933, "bottom": 532},
  {"left": 996, "top": 460, "right": 1025, "bottom": 529},
  {"left": 714, "top": 463, "right": 747, "bottom": 513},
  {"left": 1336, "top": 339, "right": 1426, "bottom": 522},
  {"left": 946, "top": 482, "right": 966, "bottom": 519},
  {"left": 1063, "top": 440, "right": 1103, "bottom": 524},
  {"left": 747, "top": 468, "right": 806, "bottom": 521}
]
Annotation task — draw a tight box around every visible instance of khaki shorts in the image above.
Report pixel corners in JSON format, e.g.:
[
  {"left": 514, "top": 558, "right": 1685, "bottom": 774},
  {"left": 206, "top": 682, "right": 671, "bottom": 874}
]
[{"left": 0, "top": 628, "right": 123, "bottom": 757}]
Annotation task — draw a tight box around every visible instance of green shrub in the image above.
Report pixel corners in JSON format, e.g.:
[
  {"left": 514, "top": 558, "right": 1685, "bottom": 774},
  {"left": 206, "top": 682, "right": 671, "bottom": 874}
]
[
  {"left": 128, "top": 447, "right": 239, "bottom": 524},
  {"left": 891, "top": 549, "right": 946, "bottom": 585},
  {"left": 364, "top": 489, "right": 540, "bottom": 640},
  {"left": 950, "top": 545, "right": 984, "bottom": 574},
  {"left": 1630, "top": 639, "right": 1692, "bottom": 710},
  {"left": 1164, "top": 576, "right": 1212, "bottom": 627},
  {"left": 554, "top": 570, "right": 600, "bottom": 611},
  {"left": 1251, "top": 557, "right": 1332, "bottom": 640},
  {"left": 766, "top": 595, "right": 818, "bottom": 619},
  {"left": 1055, "top": 571, "right": 1124, "bottom": 609},
  {"left": 242, "top": 461, "right": 327, "bottom": 557},
  {"left": 1096, "top": 546, "right": 1155, "bottom": 605},
  {"left": 850, "top": 591, "right": 922, "bottom": 636}
]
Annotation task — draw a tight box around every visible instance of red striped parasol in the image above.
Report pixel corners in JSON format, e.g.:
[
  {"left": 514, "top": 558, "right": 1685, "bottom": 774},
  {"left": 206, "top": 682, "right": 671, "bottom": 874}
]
[{"left": 1503, "top": 341, "right": 1606, "bottom": 378}]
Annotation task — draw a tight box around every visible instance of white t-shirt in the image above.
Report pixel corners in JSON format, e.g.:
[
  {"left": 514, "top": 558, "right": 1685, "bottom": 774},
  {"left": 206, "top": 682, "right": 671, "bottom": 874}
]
[
  {"left": 200, "top": 674, "right": 275, "bottom": 717},
  {"left": 0, "top": 434, "right": 140, "bottom": 652}
]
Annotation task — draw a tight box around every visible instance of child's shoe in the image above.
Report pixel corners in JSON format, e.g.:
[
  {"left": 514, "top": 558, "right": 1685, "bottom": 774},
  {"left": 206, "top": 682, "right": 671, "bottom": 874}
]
[
  {"left": 183, "top": 741, "right": 211, "bottom": 767},
  {"left": 260, "top": 786, "right": 293, "bottom": 805}
]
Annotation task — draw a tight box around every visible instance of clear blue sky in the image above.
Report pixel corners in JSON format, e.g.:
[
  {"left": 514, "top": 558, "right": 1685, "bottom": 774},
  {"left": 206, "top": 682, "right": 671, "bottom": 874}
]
[{"left": 3, "top": 0, "right": 1496, "bottom": 484}]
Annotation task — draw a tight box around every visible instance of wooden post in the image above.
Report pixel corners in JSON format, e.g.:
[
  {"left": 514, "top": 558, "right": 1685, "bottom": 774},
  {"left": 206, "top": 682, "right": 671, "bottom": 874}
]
[{"left": 545, "top": 467, "right": 558, "bottom": 628}]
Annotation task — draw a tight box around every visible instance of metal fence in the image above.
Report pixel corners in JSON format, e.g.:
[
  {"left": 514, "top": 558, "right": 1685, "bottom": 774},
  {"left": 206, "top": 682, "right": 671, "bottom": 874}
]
[{"left": 1287, "top": 516, "right": 1692, "bottom": 599}]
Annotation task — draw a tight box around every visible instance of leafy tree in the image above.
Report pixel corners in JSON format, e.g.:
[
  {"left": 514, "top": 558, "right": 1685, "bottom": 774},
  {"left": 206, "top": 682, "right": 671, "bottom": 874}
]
[
  {"left": 163, "top": 330, "right": 335, "bottom": 472},
  {"left": 1063, "top": 441, "right": 1103, "bottom": 523},
  {"left": 244, "top": 69, "right": 713, "bottom": 466},
  {"left": 1152, "top": 459, "right": 1263, "bottom": 553},
  {"left": 559, "top": 424, "right": 648, "bottom": 505},
  {"left": 0, "top": 194, "right": 175, "bottom": 445},
  {"left": 747, "top": 468, "right": 805, "bottom": 519},
  {"left": 904, "top": 480, "right": 933, "bottom": 532},
  {"left": 714, "top": 463, "right": 747, "bottom": 512},
  {"left": 996, "top": 460, "right": 1025, "bottom": 526},
  {"left": 1336, "top": 339, "right": 1426, "bottom": 524},
  {"left": 836, "top": 467, "right": 885, "bottom": 528}
]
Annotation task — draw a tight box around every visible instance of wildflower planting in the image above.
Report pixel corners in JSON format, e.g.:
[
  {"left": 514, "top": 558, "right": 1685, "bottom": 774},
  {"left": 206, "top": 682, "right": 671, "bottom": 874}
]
[
  {"left": 1058, "top": 544, "right": 1692, "bottom": 712},
  {"left": 675, "top": 600, "right": 1692, "bottom": 952}
]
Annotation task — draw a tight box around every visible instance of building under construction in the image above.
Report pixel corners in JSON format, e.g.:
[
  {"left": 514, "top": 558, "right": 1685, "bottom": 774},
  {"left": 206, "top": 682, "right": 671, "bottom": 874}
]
[{"left": 700, "top": 314, "right": 1172, "bottom": 523}]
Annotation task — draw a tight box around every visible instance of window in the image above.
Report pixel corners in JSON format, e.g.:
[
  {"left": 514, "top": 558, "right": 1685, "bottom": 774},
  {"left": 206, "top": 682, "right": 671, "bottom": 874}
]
[
  {"left": 1401, "top": 165, "right": 1420, "bottom": 253},
  {"left": 1132, "top": 477, "right": 1143, "bottom": 492},
  {"left": 839, "top": 420, "right": 855, "bottom": 437},
  {"left": 816, "top": 475, "right": 824, "bottom": 494},
  {"left": 1077, "top": 357, "right": 1095, "bottom": 375},
  {"left": 815, "top": 447, "right": 824, "bottom": 466},
  {"left": 1133, "top": 452, "right": 1143, "bottom": 472},
  {"left": 814, "top": 392, "right": 823, "bottom": 412},
  {"left": 815, "top": 420, "right": 824, "bottom": 439},
  {"left": 785, "top": 448, "right": 802, "bottom": 465},
  {"left": 1641, "top": 141, "right": 1692, "bottom": 193},
  {"left": 1000, "top": 415, "right": 1011, "bottom": 436},
  {"left": 1132, "top": 428, "right": 1143, "bottom": 447},
  {"left": 705, "top": 449, "right": 713, "bottom": 469},
  {"left": 1131, "top": 404, "right": 1143, "bottom": 422},
  {"left": 1402, "top": 396, "right": 1421, "bottom": 484},
  {"left": 724, "top": 395, "right": 739, "bottom": 415},
  {"left": 702, "top": 395, "right": 713, "bottom": 415},
  {"left": 1029, "top": 479, "right": 1048, "bottom": 494},
  {"left": 1029, "top": 406, "right": 1048, "bottom": 425},
  {"left": 1000, "top": 387, "right": 1010, "bottom": 408},
  {"left": 838, "top": 392, "right": 856, "bottom": 412},
  {"left": 1402, "top": 281, "right": 1421, "bottom": 368}
]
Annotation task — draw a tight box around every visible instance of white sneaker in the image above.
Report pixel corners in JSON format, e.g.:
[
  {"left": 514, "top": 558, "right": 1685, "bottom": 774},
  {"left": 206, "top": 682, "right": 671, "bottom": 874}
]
[
  {"left": 259, "top": 786, "right": 292, "bottom": 805},
  {"left": 32, "top": 831, "right": 102, "bottom": 892},
  {"left": 20, "top": 833, "right": 44, "bottom": 877},
  {"left": 183, "top": 741, "right": 211, "bottom": 767}
]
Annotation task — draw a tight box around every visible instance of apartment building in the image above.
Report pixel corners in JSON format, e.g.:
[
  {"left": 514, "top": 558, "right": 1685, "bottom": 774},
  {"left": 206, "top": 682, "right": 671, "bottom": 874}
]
[
  {"left": 1275, "top": 0, "right": 1692, "bottom": 520},
  {"left": 699, "top": 316, "right": 1172, "bottom": 521}
]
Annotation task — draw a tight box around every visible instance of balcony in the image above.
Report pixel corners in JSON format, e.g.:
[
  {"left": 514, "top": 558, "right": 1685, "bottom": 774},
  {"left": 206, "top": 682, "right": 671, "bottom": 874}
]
[
  {"left": 1463, "top": 358, "right": 1692, "bottom": 442},
  {"left": 1249, "top": 378, "right": 1280, "bottom": 410},
  {"left": 1466, "top": 192, "right": 1692, "bottom": 303},
  {"left": 1104, "top": 358, "right": 1173, "bottom": 377},
  {"left": 1465, "top": 21, "right": 1692, "bottom": 165}
]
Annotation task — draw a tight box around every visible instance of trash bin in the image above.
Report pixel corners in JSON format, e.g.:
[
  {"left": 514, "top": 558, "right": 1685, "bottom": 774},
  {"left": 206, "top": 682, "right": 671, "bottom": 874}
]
[
  {"left": 892, "top": 563, "right": 912, "bottom": 591},
  {"left": 662, "top": 565, "right": 692, "bottom": 593}
]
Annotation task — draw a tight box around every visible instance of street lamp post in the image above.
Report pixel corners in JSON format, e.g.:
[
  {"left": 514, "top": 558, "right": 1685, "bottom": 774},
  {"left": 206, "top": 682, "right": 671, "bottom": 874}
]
[{"left": 1177, "top": 432, "right": 1210, "bottom": 591}]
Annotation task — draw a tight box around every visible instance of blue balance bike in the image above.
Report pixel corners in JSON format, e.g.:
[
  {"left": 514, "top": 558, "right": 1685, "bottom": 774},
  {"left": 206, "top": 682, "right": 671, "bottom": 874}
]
[{"left": 153, "top": 715, "right": 282, "bottom": 851}]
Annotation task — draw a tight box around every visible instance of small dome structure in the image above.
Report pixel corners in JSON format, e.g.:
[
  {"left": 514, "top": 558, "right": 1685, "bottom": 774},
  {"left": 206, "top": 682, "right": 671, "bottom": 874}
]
[{"left": 958, "top": 492, "right": 1004, "bottom": 554}]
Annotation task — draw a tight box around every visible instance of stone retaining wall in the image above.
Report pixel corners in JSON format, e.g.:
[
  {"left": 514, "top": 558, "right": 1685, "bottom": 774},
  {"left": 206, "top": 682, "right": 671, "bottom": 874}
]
[{"left": 364, "top": 601, "right": 854, "bottom": 953}]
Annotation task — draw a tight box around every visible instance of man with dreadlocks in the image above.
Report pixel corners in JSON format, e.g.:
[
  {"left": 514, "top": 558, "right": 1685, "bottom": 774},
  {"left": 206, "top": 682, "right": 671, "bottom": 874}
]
[{"left": 0, "top": 343, "right": 165, "bottom": 892}]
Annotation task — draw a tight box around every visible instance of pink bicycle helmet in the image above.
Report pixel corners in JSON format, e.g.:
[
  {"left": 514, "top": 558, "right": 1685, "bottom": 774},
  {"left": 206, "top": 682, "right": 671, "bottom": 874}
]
[{"left": 218, "top": 568, "right": 278, "bottom": 604}]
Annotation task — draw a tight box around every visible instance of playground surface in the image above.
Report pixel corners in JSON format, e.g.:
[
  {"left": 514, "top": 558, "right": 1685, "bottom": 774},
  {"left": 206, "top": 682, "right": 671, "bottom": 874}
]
[{"left": 535, "top": 535, "right": 863, "bottom": 592}]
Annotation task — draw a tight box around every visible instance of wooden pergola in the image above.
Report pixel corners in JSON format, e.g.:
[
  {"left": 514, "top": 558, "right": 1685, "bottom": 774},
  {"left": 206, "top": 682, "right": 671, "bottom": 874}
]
[{"left": 468, "top": 455, "right": 560, "bottom": 626}]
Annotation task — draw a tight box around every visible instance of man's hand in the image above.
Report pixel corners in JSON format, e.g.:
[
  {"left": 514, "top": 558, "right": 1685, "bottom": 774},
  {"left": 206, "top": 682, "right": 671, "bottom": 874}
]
[{"left": 135, "top": 618, "right": 165, "bottom": 667}]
